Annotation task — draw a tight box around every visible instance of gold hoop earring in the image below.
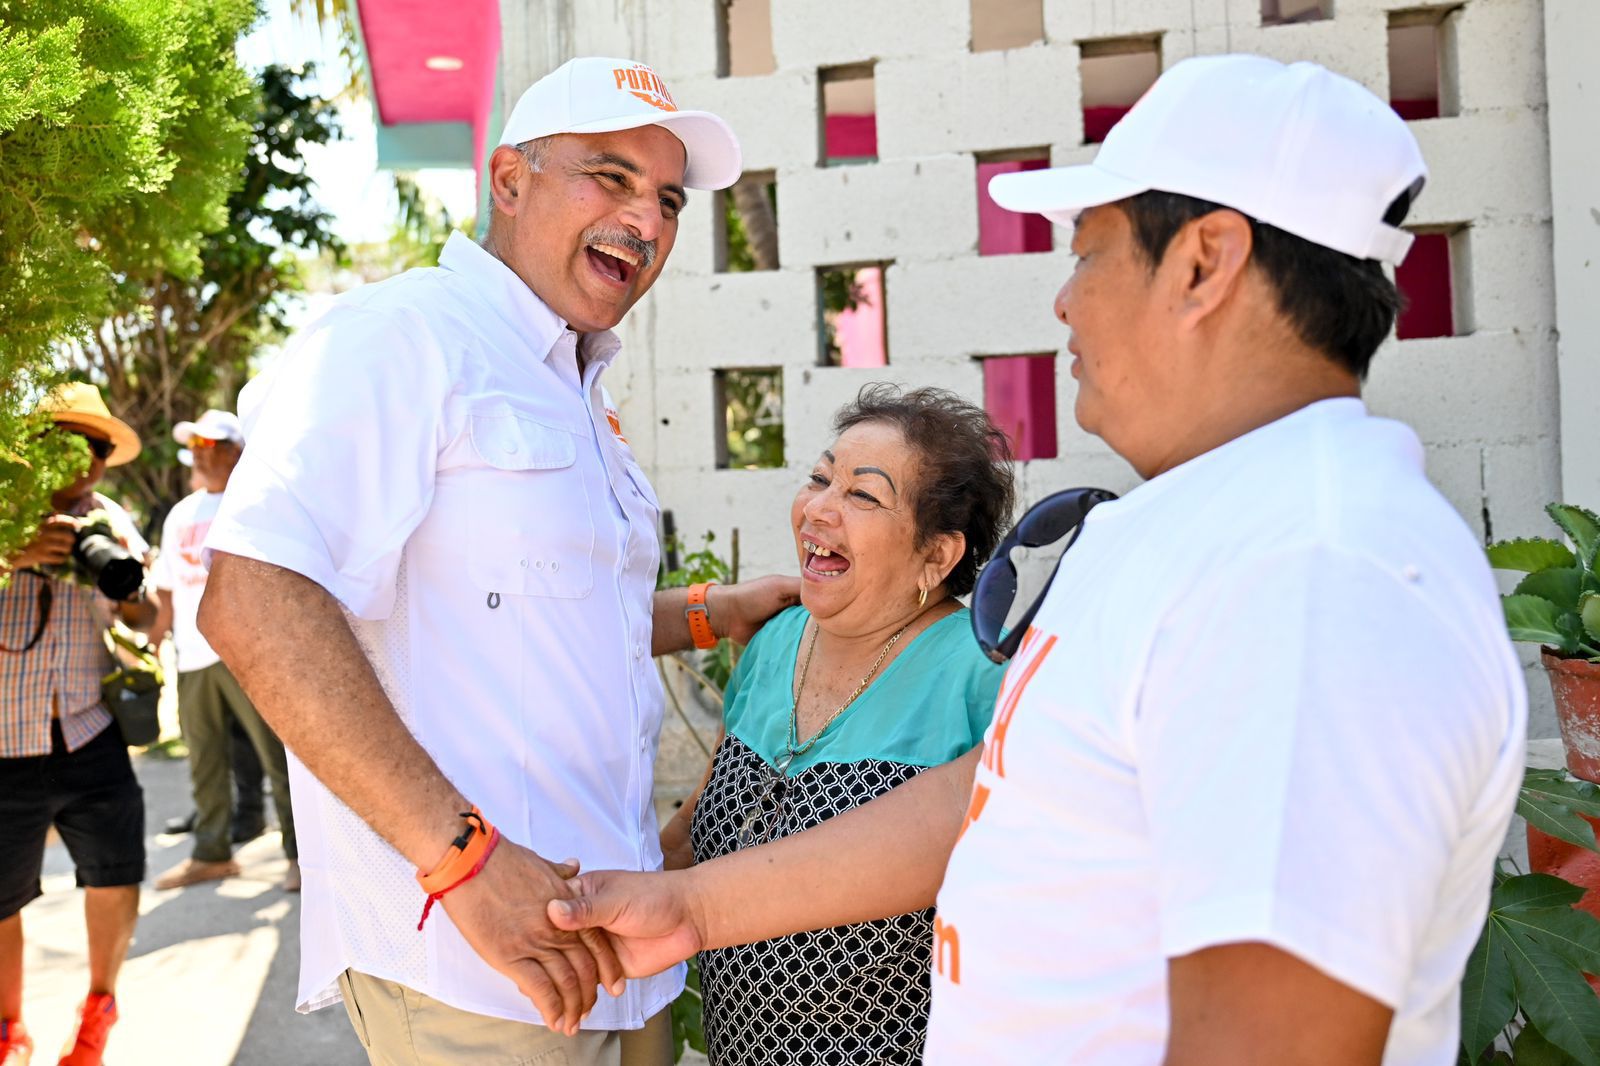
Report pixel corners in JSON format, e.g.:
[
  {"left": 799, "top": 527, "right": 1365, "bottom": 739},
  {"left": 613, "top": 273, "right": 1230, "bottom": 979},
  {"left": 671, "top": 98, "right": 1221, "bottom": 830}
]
[{"left": 918, "top": 585, "right": 928, "bottom": 608}]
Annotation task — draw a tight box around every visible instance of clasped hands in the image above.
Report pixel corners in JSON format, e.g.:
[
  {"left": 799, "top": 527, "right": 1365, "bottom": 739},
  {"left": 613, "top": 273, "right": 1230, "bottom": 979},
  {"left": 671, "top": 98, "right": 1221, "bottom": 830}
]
[
  {"left": 446, "top": 576, "right": 796, "bottom": 1033},
  {"left": 444, "top": 843, "right": 701, "bottom": 1035}
]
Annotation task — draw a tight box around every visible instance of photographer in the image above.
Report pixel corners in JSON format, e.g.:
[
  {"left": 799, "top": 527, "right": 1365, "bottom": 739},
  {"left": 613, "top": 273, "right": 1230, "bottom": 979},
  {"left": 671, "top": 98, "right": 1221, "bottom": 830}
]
[{"left": 0, "top": 383, "right": 151, "bottom": 1066}]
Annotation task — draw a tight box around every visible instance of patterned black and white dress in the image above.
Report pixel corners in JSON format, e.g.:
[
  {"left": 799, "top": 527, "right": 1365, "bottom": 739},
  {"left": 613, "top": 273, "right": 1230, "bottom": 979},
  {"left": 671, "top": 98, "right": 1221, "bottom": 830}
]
[{"left": 689, "top": 606, "right": 1002, "bottom": 1066}]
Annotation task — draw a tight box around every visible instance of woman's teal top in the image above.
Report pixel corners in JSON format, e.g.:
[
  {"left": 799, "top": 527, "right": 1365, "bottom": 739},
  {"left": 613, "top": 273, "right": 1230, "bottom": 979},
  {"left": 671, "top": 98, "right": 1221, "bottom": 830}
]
[
  {"left": 722, "top": 604, "right": 1003, "bottom": 774},
  {"left": 690, "top": 604, "right": 1005, "bottom": 1065}
]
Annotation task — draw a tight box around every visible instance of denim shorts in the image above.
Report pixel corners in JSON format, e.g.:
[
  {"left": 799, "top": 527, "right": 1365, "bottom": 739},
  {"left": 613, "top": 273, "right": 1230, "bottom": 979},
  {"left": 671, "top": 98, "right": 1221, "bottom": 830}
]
[{"left": 0, "top": 719, "right": 145, "bottom": 919}]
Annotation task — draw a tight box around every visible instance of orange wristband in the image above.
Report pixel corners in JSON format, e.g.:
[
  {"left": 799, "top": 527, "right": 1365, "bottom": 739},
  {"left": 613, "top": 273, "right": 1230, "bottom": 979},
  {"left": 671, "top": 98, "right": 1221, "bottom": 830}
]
[
  {"left": 416, "top": 807, "right": 500, "bottom": 930},
  {"left": 685, "top": 582, "right": 719, "bottom": 650}
]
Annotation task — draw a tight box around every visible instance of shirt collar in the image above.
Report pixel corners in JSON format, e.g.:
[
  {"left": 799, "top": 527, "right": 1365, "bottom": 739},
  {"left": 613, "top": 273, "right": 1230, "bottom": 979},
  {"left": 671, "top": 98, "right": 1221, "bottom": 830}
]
[{"left": 438, "top": 232, "right": 623, "bottom": 371}]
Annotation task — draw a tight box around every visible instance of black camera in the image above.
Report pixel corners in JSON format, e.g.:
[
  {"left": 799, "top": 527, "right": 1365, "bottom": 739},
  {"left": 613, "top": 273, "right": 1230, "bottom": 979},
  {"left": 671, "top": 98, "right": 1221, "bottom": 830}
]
[{"left": 72, "top": 522, "right": 145, "bottom": 601}]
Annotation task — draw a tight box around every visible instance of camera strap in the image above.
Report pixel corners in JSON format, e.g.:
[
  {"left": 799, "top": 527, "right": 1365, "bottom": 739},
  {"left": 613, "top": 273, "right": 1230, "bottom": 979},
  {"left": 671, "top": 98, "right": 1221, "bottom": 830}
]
[{"left": 0, "top": 570, "right": 53, "bottom": 655}]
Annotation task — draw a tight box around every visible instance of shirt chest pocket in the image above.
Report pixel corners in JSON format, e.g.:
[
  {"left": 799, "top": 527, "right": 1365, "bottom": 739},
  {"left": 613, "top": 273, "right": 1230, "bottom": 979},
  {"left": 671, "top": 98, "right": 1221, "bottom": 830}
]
[{"left": 466, "top": 411, "right": 594, "bottom": 599}]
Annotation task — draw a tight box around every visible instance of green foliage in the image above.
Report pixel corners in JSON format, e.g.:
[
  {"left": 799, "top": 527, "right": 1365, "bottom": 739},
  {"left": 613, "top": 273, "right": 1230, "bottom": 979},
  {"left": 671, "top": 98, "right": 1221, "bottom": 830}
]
[
  {"left": 0, "top": 423, "right": 89, "bottom": 568},
  {"left": 1488, "top": 505, "right": 1600, "bottom": 662},
  {"left": 1490, "top": 540, "right": 1579, "bottom": 575},
  {"left": 78, "top": 61, "right": 344, "bottom": 519},
  {"left": 0, "top": 0, "right": 257, "bottom": 559},
  {"left": 660, "top": 531, "right": 736, "bottom": 690},
  {"left": 819, "top": 267, "right": 867, "bottom": 363},
  {"left": 1462, "top": 770, "right": 1600, "bottom": 1064},
  {"left": 657, "top": 532, "right": 738, "bottom": 1060},
  {"left": 720, "top": 370, "right": 785, "bottom": 471},
  {"left": 669, "top": 956, "right": 707, "bottom": 1061},
  {"left": 1520, "top": 771, "right": 1600, "bottom": 853},
  {"left": 723, "top": 188, "right": 757, "bottom": 273}
]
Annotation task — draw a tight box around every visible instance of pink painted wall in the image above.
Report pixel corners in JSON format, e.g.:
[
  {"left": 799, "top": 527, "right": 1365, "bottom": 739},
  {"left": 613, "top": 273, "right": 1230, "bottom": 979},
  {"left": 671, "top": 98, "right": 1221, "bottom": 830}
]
[
  {"left": 825, "top": 114, "right": 878, "bottom": 160},
  {"left": 834, "top": 266, "right": 887, "bottom": 368},
  {"left": 983, "top": 354, "right": 1057, "bottom": 461},
  {"left": 356, "top": 0, "right": 501, "bottom": 168},
  {"left": 977, "top": 158, "right": 1053, "bottom": 256},
  {"left": 1396, "top": 232, "right": 1453, "bottom": 339},
  {"left": 1082, "top": 104, "right": 1132, "bottom": 144}
]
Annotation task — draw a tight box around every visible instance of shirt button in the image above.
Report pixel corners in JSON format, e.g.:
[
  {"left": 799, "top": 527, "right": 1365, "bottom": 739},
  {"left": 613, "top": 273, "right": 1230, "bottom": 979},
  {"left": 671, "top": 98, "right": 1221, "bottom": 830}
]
[
  {"left": 634, "top": 643, "right": 643, "bottom": 658},
  {"left": 551, "top": 561, "right": 560, "bottom": 572},
  {"left": 519, "top": 558, "right": 528, "bottom": 568},
  {"left": 503, "top": 438, "right": 518, "bottom": 454}
]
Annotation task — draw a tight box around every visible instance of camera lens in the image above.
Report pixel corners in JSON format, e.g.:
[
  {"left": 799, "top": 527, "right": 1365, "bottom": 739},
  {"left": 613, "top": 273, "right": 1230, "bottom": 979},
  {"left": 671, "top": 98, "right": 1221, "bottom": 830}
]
[{"left": 72, "top": 530, "right": 144, "bottom": 601}]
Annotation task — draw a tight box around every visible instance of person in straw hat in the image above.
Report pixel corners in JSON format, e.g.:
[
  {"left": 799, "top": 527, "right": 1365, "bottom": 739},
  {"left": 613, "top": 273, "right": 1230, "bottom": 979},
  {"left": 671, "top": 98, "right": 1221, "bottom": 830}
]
[{"left": 0, "top": 382, "right": 154, "bottom": 1066}]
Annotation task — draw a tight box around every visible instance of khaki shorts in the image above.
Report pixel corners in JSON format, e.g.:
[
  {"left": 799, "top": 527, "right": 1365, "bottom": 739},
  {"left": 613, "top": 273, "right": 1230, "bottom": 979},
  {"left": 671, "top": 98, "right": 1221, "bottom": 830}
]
[{"left": 338, "top": 970, "right": 674, "bottom": 1066}]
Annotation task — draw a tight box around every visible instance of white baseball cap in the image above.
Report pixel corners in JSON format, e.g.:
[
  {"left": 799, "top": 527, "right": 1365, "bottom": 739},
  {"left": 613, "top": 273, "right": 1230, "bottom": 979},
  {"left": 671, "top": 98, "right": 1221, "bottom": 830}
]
[
  {"left": 989, "top": 54, "right": 1428, "bottom": 266},
  {"left": 498, "top": 57, "right": 741, "bottom": 191},
  {"left": 173, "top": 409, "right": 243, "bottom": 446}
]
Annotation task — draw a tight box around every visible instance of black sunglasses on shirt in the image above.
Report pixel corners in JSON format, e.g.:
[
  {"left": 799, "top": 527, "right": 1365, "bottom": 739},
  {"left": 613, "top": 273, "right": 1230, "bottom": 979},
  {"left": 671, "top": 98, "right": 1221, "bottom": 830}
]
[{"left": 971, "top": 486, "right": 1118, "bottom": 663}]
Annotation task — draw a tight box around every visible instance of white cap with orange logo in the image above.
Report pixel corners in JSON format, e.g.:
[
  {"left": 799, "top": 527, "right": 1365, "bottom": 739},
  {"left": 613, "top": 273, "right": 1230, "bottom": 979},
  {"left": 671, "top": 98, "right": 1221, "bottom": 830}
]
[{"left": 498, "top": 56, "right": 742, "bottom": 191}]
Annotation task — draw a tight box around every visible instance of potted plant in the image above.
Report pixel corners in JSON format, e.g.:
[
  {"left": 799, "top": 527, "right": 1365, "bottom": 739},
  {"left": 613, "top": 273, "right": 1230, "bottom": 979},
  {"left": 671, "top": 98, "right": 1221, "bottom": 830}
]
[
  {"left": 1489, "top": 504, "right": 1600, "bottom": 781},
  {"left": 1459, "top": 504, "right": 1600, "bottom": 1063}
]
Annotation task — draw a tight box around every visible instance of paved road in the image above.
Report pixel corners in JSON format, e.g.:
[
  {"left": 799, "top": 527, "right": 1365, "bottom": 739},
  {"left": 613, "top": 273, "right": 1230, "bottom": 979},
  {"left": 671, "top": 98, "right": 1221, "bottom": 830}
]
[
  {"left": 23, "top": 752, "right": 363, "bottom": 1066},
  {"left": 26, "top": 750, "right": 710, "bottom": 1066}
]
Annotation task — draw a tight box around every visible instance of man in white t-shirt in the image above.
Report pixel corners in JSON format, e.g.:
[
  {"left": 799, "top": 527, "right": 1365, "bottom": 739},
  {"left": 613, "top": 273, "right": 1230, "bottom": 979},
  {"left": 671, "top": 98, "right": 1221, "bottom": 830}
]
[
  {"left": 148, "top": 409, "right": 299, "bottom": 894},
  {"left": 549, "top": 55, "right": 1527, "bottom": 1066}
]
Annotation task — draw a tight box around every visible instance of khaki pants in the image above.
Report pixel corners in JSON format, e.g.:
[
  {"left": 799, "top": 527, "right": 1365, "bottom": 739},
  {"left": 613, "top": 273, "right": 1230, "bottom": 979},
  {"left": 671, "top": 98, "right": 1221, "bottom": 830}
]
[
  {"left": 176, "top": 661, "right": 295, "bottom": 862},
  {"left": 338, "top": 970, "right": 674, "bottom": 1066}
]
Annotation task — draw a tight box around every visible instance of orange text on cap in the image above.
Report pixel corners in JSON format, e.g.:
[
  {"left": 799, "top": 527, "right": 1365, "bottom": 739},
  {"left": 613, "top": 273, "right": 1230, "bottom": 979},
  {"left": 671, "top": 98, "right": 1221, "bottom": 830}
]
[{"left": 612, "top": 64, "right": 677, "bottom": 112}]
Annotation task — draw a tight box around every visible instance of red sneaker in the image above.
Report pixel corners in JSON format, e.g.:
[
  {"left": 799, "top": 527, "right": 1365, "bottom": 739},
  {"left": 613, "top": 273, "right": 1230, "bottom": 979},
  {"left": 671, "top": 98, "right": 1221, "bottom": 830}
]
[
  {"left": 0, "top": 1018, "right": 33, "bottom": 1066},
  {"left": 56, "top": 995, "right": 115, "bottom": 1066}
]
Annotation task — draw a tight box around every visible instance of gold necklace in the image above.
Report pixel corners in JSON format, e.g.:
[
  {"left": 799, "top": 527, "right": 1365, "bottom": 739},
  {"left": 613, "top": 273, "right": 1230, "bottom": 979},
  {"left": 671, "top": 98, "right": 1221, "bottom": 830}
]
[
  {"left": 735, "top": 621, "right": 913, "bottom": 850},
  {"left": 784, "top": 619, "right": 910, "bottom": 765}
]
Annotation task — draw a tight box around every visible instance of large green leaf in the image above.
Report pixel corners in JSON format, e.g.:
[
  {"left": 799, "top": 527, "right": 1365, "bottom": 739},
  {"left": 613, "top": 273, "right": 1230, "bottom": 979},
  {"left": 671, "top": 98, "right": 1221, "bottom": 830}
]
[
  {"left": 1491, "top": 538, "right": 1579, "bottom": 574},
  {"left": 1519, "top": 791, "right": 1600, "bottom": 853},
  {"left": 1548, "top": 505, "right": 1600, "bottom": 570},
  {"left": 1495, "top": 872, "right": 1592, "bottom": 912},
  {"left": 1521, "top": 570, "right": 1588, "bottom": 613},
  {"left": 1505, "top": 595, "right": 1583, "bottom": 655},
  {"left": 1505, "top": 930, "right": 1600, "bottom": 1065},
  {"left": 1460, "top": 919, "right": 1518, "bottom": 1058},
  {"left": 1523, "top": 772, "right": 1600, "bottom": 823},
  {"left": 1508, "top": 904, "right": 1600, "bottom": 976},
  {"left": 1515, "top": 1021, "right": 1588, "bottom": 1066},
  {"left": 1582, "top": 594, "right": 1600, "bottom": 647}
]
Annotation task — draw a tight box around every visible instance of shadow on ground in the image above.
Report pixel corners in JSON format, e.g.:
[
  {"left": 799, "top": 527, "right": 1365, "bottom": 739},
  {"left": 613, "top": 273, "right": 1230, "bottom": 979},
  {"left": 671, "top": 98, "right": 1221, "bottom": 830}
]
[{"left": 25, "top": 751, "right": 364, "bottom": 1066}]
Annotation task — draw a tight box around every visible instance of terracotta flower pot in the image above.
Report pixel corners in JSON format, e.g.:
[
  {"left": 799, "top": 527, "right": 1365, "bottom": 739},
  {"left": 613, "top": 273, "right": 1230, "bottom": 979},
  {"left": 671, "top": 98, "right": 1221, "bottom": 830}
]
[
  {"left": 1528, "top": 652, "right": 1600, "bottom": 955},
  {"left": 1546, "top": 649, "right": 1600, "bottom": 784}
]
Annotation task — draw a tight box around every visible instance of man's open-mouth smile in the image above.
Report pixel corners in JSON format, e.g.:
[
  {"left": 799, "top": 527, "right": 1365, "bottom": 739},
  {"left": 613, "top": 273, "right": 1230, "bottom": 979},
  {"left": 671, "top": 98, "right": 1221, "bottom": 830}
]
[{"left": 586, "top": 241, "right": 640, "bottom": 287}]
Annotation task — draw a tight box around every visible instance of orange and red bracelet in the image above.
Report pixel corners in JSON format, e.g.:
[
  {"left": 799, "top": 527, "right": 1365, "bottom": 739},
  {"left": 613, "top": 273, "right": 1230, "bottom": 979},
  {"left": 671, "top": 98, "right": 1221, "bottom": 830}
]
[
  {"left": 685, "top": 582, "right": 719, "bottom": 650},
  {"left": 416, "top": 806, "right": 500, "bottom": 931}
]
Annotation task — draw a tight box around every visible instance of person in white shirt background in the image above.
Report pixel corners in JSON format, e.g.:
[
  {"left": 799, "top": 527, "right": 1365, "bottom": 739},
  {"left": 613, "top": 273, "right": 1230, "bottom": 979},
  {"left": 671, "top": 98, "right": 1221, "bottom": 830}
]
[
  {"left": 548, "top": 54, "right": 1528, "bottom": 1066},
  {"left": 195, "top": 57, "right": 797, "bottom": 1066},
  {"left": 148, "top": 409, "right": 298, "bottom": 894},
  {"left": 159, "top": 441, "right": 271, "bottom": 844}
]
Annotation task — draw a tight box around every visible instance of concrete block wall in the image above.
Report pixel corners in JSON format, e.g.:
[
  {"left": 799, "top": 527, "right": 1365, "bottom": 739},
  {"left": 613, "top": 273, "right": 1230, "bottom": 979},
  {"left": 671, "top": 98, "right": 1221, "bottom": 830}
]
[{"left": 498, "top": 0, "right": 1566, "bottom": 734}]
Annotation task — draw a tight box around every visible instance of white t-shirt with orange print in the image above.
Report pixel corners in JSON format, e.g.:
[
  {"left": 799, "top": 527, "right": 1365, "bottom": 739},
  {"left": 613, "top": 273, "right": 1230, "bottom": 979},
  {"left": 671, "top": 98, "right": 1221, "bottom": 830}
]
[
  {"left": 925, "top": 399, "right": 1526, "bottom": 1065},
  {"left": 150, "top": 489, "right": 224, "bottom": 672}
]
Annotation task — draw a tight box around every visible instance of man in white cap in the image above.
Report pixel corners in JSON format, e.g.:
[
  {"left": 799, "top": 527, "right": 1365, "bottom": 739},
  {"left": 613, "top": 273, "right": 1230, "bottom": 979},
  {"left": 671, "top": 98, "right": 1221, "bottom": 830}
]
[
  {"left": 547, "top": 55, "right": 1527, "bottom": 1065},
  {"left": 149, "top": 410, "right": 299, "bottom": 894},
  {"left": 197, "top": 57, "right": 796, "bottom": 1065}
]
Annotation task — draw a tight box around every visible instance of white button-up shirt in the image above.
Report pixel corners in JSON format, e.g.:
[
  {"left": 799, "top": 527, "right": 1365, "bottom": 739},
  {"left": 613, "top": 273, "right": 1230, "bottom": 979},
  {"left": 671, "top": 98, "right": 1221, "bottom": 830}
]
[{"left": 205, "top": 233, "right": 681, "bottom": 1028}]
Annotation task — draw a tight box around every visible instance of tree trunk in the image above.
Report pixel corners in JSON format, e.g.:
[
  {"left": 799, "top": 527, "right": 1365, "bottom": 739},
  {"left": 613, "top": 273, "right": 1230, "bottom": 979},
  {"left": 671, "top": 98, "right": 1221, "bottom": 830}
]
[{"left": 731, "top": 176, "right": 779, "bottom": 271}]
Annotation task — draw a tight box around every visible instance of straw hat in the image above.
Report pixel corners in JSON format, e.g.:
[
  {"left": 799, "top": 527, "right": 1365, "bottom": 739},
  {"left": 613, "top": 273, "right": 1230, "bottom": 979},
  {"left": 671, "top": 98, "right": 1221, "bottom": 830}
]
[{"left": 37, "top": 382, "right": 141, "bottom": 467}]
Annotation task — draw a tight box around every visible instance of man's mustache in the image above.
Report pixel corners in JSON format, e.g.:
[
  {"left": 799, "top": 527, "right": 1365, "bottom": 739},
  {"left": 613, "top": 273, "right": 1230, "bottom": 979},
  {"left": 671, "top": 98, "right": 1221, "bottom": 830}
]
[{"left": 582, "top": 226, "right": 657, "bottom": 273}]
